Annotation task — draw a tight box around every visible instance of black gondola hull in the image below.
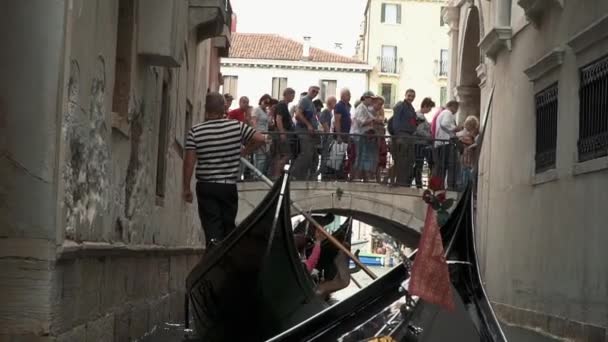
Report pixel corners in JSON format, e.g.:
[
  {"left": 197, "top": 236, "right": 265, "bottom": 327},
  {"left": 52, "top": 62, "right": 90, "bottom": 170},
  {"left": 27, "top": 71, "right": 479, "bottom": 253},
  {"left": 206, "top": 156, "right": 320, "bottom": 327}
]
[{"left": 186, "top": 175, "right": 328, "bottom": 341}]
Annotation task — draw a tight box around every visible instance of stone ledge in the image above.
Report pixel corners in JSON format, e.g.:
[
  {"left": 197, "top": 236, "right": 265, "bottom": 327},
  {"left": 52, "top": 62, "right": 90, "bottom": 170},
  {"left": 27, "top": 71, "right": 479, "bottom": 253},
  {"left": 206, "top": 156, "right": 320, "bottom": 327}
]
[
  {"left": 492, "top": 301, "right": 607, "bottom": 341},
  {"left": 567, "top": 13, "right": 608, "bottom": 55},
  {"left": 531, "top": 169, "right": 558, "bottom": 186},
  {"left": 524, "top": 48, "right": 565, "bottom": 82},
  {"left": 0, "top": 238, "right": 56, "bottom": 261},
  {"left": 57, "top": 241, "right": 204, "bottom": 260},
  {"left": 479, "top": 27, "right": 513, "bottom": 63},
  {"left": 573, "top": 156, "right": 608, "bottom": 177}
]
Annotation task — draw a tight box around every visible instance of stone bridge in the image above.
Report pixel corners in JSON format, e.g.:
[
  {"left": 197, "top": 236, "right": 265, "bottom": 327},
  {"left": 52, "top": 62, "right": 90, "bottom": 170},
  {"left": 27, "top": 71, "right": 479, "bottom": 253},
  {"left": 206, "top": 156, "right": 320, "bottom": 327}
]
[{"left": 237, "top": 181, "right": 458, "bottom": 245}]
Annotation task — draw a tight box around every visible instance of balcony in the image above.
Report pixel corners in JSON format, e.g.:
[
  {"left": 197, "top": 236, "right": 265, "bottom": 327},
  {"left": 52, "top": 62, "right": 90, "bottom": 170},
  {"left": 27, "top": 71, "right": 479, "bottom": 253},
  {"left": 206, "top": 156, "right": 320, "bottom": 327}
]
[
  {"left": 435, "top": 59, "right": 448, "bottom": 78},
  {"left": 377, "top": 56, "right": 401, "bottom": 75},
  {"left": 189, "top": 0, "right": 233, "bottom": 43},
  {"left": 138, "top": 0, "right": 189, "bottom": 67}
]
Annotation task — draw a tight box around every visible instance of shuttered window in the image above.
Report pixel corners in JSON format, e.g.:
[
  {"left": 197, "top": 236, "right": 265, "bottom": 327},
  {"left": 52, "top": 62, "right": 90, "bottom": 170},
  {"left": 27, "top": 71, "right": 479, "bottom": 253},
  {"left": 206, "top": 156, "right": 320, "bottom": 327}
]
[
  {"left": 272, "top": 77, "right": 288, "bottom": 99},
  {"left": 381, "top": 3, "right": 401, "bottom": 24}
]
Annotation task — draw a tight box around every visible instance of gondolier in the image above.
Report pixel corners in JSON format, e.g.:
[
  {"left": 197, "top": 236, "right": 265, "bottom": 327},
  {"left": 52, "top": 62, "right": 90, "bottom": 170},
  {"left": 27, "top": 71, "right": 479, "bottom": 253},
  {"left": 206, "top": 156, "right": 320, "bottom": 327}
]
[{"left": 183, "top": 92, "right": 265, "bottom": 247}]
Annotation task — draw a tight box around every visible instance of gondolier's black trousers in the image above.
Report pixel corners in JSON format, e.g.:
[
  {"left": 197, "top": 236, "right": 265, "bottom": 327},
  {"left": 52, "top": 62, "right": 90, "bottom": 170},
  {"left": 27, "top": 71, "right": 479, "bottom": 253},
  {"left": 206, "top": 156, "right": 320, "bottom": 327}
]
[{"left": 196, "top": 182, "right": 238, "bottom": 246}]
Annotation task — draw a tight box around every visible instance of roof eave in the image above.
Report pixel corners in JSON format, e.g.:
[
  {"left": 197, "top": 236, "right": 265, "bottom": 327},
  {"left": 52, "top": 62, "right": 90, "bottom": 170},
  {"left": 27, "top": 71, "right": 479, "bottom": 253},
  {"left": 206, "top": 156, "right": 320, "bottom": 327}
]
[{"left": 221, "top": 57, "right": 373, "bottom": 71}]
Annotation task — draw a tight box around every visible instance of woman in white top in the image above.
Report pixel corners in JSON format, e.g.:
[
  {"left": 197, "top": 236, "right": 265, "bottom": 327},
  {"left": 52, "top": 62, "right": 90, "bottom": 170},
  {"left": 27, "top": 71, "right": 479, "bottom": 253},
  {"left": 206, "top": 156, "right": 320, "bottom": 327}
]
[{"left": 352, "top": 91, "right": 383, "bottom": 181}]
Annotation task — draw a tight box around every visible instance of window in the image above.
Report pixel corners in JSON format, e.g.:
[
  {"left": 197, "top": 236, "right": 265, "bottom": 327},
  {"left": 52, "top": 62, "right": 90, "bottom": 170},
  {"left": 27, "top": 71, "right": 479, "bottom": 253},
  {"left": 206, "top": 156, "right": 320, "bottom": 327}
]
[
  {"left": 184, "top": 100, "right": 193, "bottom": 147},
  {"left": 156, "top": 80, "right": 170, "bottom": 198},
  {"left": 380, "top": 83, "right": 395, "bottom": 108},
  {"left": 440, "top": 86, "right": 447, "bottom": 107},
  {"left": 578, "top": 55, "right": 608, "bottom": 162},
  {"left": 381, "top": 3, "right": 401, "bottom": 24},
  {"left": 112, "top": 0, "right": 135, "bottom": 119},
  {"left": 381, "top": 45, "right": 398, "bottom": 74},
  {"left": 222, "top": 75, "right": 238, "bottom": 98},
  {"left": 272, "top": 77, "right": 288, "bottom": 99},
  {"left": 534, "top": 83, "right": 558, "bottom": 173},
  {"left": 320, "top": 80, "right": 337, "bottom": 101},
  {"left": 440, "top": 6, "right": 446, "bottom": 26},
  {"left": 439, "top": 49, "right": 449, "bottom": 77}
]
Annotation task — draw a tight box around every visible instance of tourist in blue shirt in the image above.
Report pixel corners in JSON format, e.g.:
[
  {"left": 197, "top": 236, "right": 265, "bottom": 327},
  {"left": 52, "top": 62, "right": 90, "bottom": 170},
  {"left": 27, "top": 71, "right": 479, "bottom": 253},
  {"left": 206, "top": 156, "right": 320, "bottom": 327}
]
[
  {"left": 333, "top": 89, "right": 352, "bottom": 143},
  {"left": 292, "top": 86, "right": 320, "bottom": 180},
  {"left": 391, "top": 88, "right": 418, "bottom": 186}
]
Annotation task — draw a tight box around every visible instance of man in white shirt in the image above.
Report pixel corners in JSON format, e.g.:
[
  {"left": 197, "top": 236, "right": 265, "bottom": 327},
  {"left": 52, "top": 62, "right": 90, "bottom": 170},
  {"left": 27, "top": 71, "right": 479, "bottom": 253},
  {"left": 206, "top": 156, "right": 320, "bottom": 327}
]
[{"left": 433, "top": 101, "right": 461, "bottom": 189}]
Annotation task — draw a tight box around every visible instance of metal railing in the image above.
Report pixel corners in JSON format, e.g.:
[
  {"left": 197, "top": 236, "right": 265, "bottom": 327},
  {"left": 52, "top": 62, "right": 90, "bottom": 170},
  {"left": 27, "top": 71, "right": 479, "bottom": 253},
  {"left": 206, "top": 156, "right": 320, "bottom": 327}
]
[
  {"left": 578, "top": 55, "right": 608, "bottom": 162},
  {"left": 435, "top": 59, "right": 448, "bottom": 77},
  {"left": 379, "top": 56, "right": 399, "bottom": 74},
  {"left": 534, "top": 83, "right": 558, "bottom": 173},
  {"left": 238, "top": 131, "right": 468, "bottom": 191}
]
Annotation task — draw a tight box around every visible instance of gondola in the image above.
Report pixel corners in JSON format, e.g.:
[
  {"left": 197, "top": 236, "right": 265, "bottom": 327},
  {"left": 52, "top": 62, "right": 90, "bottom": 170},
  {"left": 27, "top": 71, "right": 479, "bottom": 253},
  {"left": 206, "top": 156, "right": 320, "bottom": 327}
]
[
  {"left": 266, "top": 182, "right": 507, "bottom": 341},
  {"left": 293, "top": 212, "right": 336, "bottom": 235},
  {"left": 294, "top": 213, "right": 357, "bottom": 283},
  {"left": 185, "top": 173, "right": 329, "bottom": 342}
]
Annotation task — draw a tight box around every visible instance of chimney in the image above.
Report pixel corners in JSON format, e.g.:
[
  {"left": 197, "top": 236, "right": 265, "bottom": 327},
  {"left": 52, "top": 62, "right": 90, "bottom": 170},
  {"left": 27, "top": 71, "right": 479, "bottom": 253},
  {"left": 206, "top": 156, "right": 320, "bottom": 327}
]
[
  {"left": 302, "top": 36, "right": 311, "bottom": 60},
  {"left": 231, "top": 13, "right": 237, "bottom": 32}
]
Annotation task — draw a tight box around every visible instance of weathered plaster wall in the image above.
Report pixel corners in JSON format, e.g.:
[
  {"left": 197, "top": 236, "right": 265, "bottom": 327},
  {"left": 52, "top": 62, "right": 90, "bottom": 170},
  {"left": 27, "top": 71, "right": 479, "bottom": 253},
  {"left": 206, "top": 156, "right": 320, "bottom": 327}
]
[
  {"left": 0, "top": 0, "right": 65, "bottom": 241},
  {"left": 462, "top": 0, "right": 608, "bottom": 338},
  {"left": 0, "top": 1, "right": 67, "bottom": 337},
  {"left": 1, "top": 0, "right": 223, "bottom": 339},
  {"left": 61, "top": 0, "right": 204, "bottom": 247}
]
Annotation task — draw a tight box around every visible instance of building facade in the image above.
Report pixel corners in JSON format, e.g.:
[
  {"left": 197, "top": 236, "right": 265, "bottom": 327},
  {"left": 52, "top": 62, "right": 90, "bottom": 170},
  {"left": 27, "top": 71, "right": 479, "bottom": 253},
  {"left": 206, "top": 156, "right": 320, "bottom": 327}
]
[
  {"left": 444, "top": 0, "right": 608, "bottom": 339},
  {"left": 0, "top": 0, "right": 231, "bottom": 340},
  {"left": 358, "top": 0, "right": 450, "bottom": 116},
  {"left": 221, "top": 33, "right": 371, "bottom": 108}
]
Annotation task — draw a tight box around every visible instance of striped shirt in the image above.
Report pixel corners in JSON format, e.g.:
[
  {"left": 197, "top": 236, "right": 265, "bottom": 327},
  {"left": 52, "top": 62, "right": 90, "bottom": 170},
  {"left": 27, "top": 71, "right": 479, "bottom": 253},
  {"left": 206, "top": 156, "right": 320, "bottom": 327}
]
[{"left": 186, "top": 119, "right": 256, "bottom": 183}]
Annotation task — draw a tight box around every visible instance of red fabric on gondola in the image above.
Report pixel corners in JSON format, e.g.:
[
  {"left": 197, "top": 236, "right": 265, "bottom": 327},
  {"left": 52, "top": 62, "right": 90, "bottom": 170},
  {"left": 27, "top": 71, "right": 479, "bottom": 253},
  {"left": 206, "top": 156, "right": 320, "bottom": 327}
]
[{"left": 409, "top": 205, "right": 455, "bottom": 311}]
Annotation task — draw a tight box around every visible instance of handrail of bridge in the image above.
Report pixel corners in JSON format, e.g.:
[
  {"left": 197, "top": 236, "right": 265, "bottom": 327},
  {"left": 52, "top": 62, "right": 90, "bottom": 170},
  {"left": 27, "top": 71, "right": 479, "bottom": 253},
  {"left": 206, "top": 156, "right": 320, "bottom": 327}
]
[{"left": 239, "top": 131, "right": 469, "bottom": 192}]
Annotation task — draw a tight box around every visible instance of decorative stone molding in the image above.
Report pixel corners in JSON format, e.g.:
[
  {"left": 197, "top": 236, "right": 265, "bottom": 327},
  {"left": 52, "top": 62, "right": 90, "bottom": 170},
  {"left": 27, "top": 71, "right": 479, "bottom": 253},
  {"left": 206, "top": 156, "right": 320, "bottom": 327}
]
[
  {"left": 567, "top": 13, "right": 608, "bottom": 55},
  {"left": 442, "top": 6, "right": 461, "bottom": 32},
  {"left": 517, "top": 0, "right": 563, "bottom": 27},
  {"left": 523, "top": 48, "right": 565, "bottom": 81},
  {"left": 213, "top": 25, "right": 231, "bottom": 57},
  {"left": 479, "top": 27, "right": 512, "bottom": 62},
  {"left": 189, "top": 0, "right": 232, "bottom": 42},
  {"left": 454, "top": 85, "right": 480, "bottom": 101},
  {"left": 453, "top": 0, "right": 474, "bottom": 7},
  {"left": 476, "top": 63, "right": 488, "bottom": 86}
]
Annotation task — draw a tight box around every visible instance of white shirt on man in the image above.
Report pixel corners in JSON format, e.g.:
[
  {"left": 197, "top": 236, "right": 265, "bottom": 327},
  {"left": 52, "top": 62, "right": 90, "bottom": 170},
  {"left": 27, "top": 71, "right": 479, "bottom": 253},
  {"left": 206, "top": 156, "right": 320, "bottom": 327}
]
[{"left": 434, "top": 109, "right": 457, "bottom": 146}]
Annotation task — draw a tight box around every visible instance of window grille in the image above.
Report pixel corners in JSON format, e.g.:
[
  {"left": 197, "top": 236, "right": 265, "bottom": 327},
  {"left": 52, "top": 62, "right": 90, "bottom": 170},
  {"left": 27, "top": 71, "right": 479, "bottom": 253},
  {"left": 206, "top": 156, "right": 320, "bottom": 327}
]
[
  {"left": 578, "top": 55, "right": 608, "bottom": 162},
  {"left": 534, "top": 83, "right": 559, "bottom": 173}
]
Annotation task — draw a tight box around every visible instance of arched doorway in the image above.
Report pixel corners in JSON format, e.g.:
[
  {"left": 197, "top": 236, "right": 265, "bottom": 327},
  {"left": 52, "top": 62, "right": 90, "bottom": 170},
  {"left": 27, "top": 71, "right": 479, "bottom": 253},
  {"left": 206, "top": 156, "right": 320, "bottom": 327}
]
[{"left": 456, "top": 6, "right": 482, "bottom": 124}]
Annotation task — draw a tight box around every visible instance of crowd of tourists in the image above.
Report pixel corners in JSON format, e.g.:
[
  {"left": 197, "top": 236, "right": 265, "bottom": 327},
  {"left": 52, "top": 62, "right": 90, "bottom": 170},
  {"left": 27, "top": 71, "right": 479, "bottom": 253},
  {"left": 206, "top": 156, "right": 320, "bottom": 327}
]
[
  {"left": 222, "top": 86, "right": 480, "bottom": 190},
  {"left": 181, "top": 89, "right": 480, "bottom": 247}
]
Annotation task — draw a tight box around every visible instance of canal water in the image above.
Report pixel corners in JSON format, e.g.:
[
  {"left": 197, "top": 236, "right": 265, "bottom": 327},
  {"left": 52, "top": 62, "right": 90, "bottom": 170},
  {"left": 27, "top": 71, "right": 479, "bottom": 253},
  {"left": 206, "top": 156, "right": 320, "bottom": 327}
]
[{"left": 144, "top": 265, "right": 562, "bottom": 341}]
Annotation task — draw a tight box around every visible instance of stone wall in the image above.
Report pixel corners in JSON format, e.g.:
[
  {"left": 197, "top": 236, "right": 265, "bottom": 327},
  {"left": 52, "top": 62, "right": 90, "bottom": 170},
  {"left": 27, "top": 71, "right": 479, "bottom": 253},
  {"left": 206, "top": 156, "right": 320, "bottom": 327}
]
[
  {"left": 52, "top": 251, "right": 200, "bottom": 342},
  {"left": 448, "top": 0, "right": 608, "bottom": 339},
  {"left": 0, "top": 0, "right": 226, "bottom": 340}
]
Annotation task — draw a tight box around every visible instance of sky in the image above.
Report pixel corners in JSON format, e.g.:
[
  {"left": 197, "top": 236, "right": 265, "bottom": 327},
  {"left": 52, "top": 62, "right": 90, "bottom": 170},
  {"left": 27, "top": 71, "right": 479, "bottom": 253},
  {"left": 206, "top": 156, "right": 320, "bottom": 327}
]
[{"left": 230, "top": 0, "right": 368, "bottom": 57}]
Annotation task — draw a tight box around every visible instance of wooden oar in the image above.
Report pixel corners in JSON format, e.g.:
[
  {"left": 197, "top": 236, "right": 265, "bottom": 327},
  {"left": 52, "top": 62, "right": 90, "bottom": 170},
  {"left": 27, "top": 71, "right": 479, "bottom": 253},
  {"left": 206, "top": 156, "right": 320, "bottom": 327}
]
[
  {"left": 350, "top": 275, "right": 363, "bottom": 289},
  {"left": 241, "top": 157, "right": 378, "bottom": 280}
]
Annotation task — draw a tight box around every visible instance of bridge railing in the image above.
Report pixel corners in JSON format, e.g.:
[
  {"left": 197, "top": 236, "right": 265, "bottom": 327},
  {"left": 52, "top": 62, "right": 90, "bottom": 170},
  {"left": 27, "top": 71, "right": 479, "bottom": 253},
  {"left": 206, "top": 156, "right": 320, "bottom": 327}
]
[{"left": 239, "top": 131, "right": 471, "bottom": 192}]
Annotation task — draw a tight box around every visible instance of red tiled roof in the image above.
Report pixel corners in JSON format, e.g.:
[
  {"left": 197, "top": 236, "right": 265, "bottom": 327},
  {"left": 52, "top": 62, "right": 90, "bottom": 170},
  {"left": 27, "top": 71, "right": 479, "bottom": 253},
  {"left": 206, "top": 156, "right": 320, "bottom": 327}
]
[{"left": 228, "top": 33, "right": 365, "bottom": 64}]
